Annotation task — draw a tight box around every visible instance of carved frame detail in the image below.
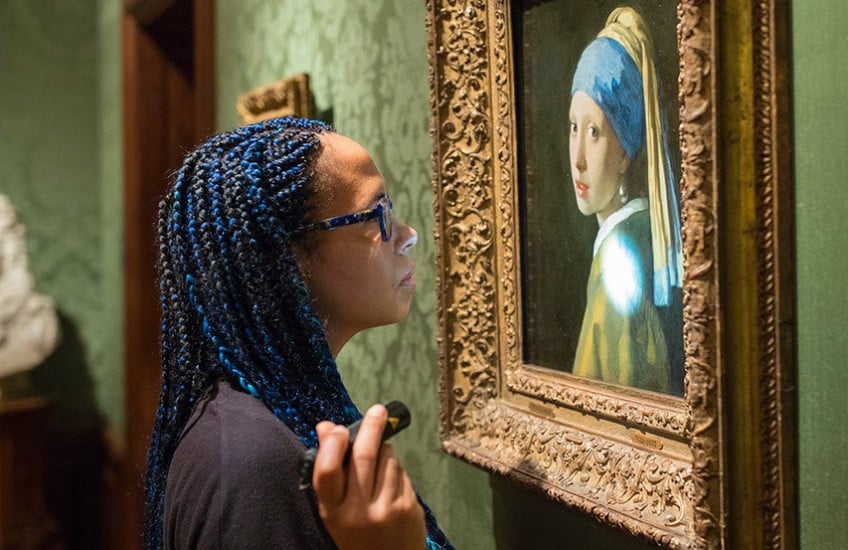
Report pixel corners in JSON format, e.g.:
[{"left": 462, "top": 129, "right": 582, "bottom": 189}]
[
  {"left": 425, "top": 1, "right": 795, "bottom": 548},
  {"left": 236, "top": 72, "right": 315, "bottom": 124}
]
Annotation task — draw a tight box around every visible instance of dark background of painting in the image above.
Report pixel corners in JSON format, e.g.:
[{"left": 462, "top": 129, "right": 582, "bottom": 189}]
[{"left": 516, "top": 0, "right": 680, "bottom": 373}]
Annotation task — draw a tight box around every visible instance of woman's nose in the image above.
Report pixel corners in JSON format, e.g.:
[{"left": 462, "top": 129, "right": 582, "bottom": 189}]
[
  {"left": 395, "top": 223, "right": 418, "bottom": 256},
  {"left": 572, "top": 138, "right": 586, "bottom": 171}
]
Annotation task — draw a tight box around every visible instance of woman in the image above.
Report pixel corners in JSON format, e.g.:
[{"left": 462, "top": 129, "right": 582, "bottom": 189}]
[
  {"left": 145, "top": 116, "right": 453, "bottom": 549},
  {"left": 568, "top": 7, "right": 684, "bottom": 395}
]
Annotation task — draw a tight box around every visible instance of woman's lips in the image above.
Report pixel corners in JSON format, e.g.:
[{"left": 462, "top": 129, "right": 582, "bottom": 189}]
[
  {"left": 400, "top": 267, "right": 416, "bottom": 289},
  {"left": 575, "top": 180, "right": 589, "bottom": 198}
]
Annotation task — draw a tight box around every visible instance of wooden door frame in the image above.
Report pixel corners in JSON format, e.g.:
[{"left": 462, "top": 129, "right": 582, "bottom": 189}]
[{"left": 121, "top": 0, "right": 214, "bottom": 546}]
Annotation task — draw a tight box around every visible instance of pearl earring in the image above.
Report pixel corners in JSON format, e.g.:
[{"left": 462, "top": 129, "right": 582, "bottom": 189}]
[{"left": 619, "top": 184, "right": 628, "bottom": 204}]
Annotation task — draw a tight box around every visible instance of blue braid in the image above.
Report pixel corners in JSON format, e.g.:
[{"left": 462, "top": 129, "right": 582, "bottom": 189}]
[{"left": 144, "top": 116, "right": 453, "bottom": 549}]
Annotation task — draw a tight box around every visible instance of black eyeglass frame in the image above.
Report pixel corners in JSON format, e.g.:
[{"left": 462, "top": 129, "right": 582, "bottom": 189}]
[{"left": 293, "top": 195, "right": 393, "bottom": 242}]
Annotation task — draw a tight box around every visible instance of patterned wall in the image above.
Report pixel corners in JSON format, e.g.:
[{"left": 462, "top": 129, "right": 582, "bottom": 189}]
[
  {"left": 794, "top": 1, "right": 848, "bottom": 548},
  {"left": 0, "top": 0, "right": 124, "bottom": 437},
  {"left": 216, "top": 1, "right": 493, "bottom": 547},
  {"left": 2, "top": 0, "right": 843, "bottom": 548}
]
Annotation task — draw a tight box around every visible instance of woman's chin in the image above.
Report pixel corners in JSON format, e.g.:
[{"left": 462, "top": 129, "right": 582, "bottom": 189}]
[{"left": 575, "top": 200, "right": 593, "bottom": 217}]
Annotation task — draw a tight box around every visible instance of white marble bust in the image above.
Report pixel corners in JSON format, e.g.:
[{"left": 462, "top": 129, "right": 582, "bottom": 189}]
[{"left": 0, "top": 192, "right": 59, "bottom": 385}]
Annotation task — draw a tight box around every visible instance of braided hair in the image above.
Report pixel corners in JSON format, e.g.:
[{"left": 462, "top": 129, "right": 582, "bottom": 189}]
[{"left": 145, "top": 116, "right": 452, "bottom": 549}]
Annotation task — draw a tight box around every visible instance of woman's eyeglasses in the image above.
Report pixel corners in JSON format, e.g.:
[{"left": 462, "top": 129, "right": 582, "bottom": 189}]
[{"left": 294, "top": 195, "right": 393, "bottom": 242}]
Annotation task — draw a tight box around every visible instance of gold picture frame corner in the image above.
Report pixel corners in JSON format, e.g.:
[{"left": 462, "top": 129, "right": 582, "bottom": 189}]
[{"left": 235, "top": 72, "right": 315, "bottom": 124}]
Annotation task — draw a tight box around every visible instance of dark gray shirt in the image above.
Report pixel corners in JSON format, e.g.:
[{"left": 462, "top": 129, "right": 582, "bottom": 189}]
[{"left": 164, "top": 382, "right": 336, "bottom": 549}]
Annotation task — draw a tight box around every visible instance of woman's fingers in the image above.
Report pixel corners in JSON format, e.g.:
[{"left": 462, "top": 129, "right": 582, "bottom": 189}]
[
  {"left": 314, "top": 420, "right": 335, "bottom": 444},
  {"left": 372, "top": 444, "right": 403, "bottom": 509},
  {"left": 347, "top": 404, "right": 388, "bottom": 499},
  {"left": 311, "top": 407, "right": 427, "bottom": 550},
  {"left": 312, "top": 421, "right": 349, "bottom": 512},
  {"left": 399, "top": 465, "right": 417, "bottom": 505}
]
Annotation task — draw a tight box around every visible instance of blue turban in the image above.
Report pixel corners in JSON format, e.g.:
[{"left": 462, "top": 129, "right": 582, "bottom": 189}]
[{"left": 571, "top": 37, "right": 644, "bottom": 159}]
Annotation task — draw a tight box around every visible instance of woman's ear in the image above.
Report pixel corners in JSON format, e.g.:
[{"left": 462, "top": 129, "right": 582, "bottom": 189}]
[
  {"left": 618, "top": 151, "right": 631, "bottom": 175},
  {"left": 291, "top": 242, "right": 312, "bottom": 280}
]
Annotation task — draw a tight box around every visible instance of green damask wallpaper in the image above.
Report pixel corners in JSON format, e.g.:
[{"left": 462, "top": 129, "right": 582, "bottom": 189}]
[
  {"left": 0, "top": 0, "right": 123, "bottom": 437},
  {"left": 794, "top": 1, "right": 848, "bottom": 548},
  {"left": 2, "top": 1, "right": 843, "bottom": 548},
  {"left": 216, "top": 1, "right": 493, "bottom": 548}
]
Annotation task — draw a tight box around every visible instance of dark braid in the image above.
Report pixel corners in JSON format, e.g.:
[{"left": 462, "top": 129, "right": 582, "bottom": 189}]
[{"left": 144, "top": 117, "right": 453, "bottom": 550}]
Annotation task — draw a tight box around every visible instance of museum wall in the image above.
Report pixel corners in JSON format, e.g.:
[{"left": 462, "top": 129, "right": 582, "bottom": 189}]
[
  {"left": 0, "top": 0, "right": 844, "bottom": 548},
  {"left": 793, "top": 0, "right": 848, "bottom": 547},
  {"left": 0, "top": 0, "right": 123, "bottom": 546},
  {"left": 0, "top": 0, "right": 123, "bottom": 437}
]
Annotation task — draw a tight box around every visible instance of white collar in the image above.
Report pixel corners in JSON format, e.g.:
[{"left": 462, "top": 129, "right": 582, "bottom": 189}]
[{"left": 593, "top": 198, "right": 648, "bottom": 256}]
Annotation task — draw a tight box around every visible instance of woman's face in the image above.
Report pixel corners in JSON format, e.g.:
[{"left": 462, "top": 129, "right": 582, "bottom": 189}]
[
  {"left": 296, "top": 133, "right": 418, "bottom": 355},
  {"left": 568, "top": 91, "right": 630, "bottom": 225}
]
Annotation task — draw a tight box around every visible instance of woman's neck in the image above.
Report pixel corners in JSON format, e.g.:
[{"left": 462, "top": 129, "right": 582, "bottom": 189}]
[{"left": 592, "top": 198, "right": 649, "bottom": 256}]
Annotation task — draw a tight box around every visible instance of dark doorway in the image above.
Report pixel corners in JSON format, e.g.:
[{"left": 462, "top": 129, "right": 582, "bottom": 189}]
[{"left": 120, "top": 0, "right": 215, "bottom": 547}]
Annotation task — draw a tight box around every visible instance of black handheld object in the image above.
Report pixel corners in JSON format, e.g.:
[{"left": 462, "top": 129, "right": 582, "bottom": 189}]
[{"left": 298, "top": 400, "right": 411, "bottom": 490}]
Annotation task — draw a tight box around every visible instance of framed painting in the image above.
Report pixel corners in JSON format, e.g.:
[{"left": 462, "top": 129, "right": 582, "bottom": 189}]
[{"left": 425, "top": 0, "right": 796, "bottom": 548}]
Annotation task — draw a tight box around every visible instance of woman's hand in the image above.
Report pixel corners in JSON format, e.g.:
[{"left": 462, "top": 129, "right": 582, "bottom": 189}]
[{"left": 312, "top": 404, "right": 427, "bottom": 550}]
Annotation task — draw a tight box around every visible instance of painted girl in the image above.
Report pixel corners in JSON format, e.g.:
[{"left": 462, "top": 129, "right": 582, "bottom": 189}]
[{"left": 569, "top": 7, "right": 684, "bottom": 395}]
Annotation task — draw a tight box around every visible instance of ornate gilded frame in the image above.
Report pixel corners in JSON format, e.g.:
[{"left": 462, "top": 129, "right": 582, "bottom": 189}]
[
  {"left": 236, "top": 72, "right": 315, "bottom": 124},
  {"left": 425, "top": 1, "right": 796, "bottom": 548}
]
